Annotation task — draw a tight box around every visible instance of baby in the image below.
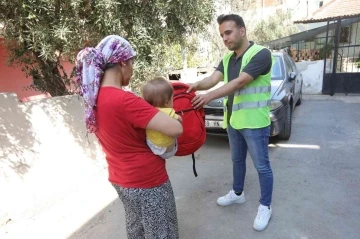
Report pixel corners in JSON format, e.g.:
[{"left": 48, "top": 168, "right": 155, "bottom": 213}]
[{"left": 142, "top": 77, "right": 181, "bottom": 159}]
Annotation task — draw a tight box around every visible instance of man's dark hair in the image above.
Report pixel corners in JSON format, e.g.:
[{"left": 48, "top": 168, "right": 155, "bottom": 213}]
[{"left": 217, "top": 14, "right": 246, "bottom": 28}]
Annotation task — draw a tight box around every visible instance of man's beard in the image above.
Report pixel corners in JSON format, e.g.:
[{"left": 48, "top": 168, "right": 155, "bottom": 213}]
[{"left": 228, "top": 39, "right": 243, "bottom": 51}]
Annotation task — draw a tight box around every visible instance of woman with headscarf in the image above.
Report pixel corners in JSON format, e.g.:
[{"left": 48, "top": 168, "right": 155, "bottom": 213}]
[{"left": 76, "top": 35, "right": 182, "bottom": 239}]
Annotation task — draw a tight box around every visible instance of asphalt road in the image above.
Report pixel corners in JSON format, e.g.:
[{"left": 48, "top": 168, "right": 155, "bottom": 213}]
[
  {"left": 2, "top": 95, "right": 359, "bottom": 239},
  {"left": 68, "top": 95, "right": 360, "bottom": 239}
]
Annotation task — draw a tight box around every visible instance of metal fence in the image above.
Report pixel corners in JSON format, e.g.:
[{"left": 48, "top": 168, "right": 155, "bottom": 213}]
[{"left": 322, "top": 17, "right": 360, "bottom": 94}]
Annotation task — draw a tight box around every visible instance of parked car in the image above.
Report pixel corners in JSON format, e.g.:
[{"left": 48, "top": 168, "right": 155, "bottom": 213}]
[{"left": 203, "top": 51, "right": 303, "bottom": 140}]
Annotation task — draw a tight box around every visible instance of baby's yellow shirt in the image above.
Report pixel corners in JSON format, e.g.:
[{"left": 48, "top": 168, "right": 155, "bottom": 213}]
[{"left": 146, "top": 108, "right": 179, "bottom": 147}]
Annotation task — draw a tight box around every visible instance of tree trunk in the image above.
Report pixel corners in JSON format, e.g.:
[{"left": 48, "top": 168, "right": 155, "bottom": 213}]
[
  {"left": 181, "top": 44, "right": 187, "bottom": 69},
  {"left": 30, "top": 59, "right": 69, "bottom": 97}
]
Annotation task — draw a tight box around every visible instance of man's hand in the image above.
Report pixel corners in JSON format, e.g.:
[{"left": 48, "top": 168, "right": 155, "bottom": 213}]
[
  {"left": 186, "top": 82, "right": 199, "bottom": 93},
  {"left": 191, "top": 93, "right": 212, "bottom": 109}
]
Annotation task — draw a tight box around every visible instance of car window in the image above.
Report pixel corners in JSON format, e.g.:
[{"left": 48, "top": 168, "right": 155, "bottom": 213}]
[
  {"left": 284, "top": 56, "right": 294, "bottom": 74},
  {"left": 271, "top": 56, "right": 284, "bottom": 80},
  {"left": 288, "top": 56, "right": 298, "bottom": 73}
]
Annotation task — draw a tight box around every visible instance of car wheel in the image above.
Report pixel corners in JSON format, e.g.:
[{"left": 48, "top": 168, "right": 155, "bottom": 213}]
[
  {"left": 296, "top": 86, "right": 302, "bottom": 106},
  {"left": 278, "top": 104, "right": 292, "bottom": 140}
]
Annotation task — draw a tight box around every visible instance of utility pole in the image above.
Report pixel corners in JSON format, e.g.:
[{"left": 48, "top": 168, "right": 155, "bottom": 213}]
[
  {"left": 181, "top": 45, "right": 187, "bottom": 70},
  {"left": 306, "top": 0, "right": 309, "bottom": 19}
]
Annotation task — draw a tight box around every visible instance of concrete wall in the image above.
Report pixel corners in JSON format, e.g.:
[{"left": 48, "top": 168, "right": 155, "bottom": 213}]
[
  {"left": 296, "top": 60, "right": 325, "bottom": 94},
  {"left": 0, "top": 93, "right": 115, "bottom": 238}
]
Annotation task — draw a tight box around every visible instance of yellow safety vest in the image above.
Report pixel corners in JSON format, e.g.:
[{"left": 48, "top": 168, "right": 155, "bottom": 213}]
[{"left": 222, "top": 44, "right": 273, "bottom": 129}]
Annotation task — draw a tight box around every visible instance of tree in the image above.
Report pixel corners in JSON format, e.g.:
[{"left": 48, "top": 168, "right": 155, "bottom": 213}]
[
  {"left": 0, "top": 0, "right": 214, "bottom": 96},
  {"left": 250, "top": 8, "right": 298, "bottom": 44},
  {"left": 199, "top": 1, "right": 298, "bottom": 63},
  {"left": 197, "top": 0, "right": 258, "bottom": 66}
]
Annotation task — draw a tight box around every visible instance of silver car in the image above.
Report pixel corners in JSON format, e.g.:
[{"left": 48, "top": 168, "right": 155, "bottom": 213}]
[{"left": 203, "top": 51, "right": 303, "bottom": 140}]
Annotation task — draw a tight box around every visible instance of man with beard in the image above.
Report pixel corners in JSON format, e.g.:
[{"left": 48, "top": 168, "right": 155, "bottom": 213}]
[{"left": 187, "top": 14, "right": 274, "bottom": 231}]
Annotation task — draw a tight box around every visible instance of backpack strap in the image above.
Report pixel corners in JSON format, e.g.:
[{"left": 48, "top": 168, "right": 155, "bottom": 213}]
[
  {"left": 175, "top": 107, "right": 199, "bottom": 177},
  {"left": 192, "top": 153, "right": 198, "bottom": 177}
]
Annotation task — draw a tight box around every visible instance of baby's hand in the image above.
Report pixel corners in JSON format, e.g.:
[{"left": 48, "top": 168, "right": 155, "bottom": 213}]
[{"left": 176, "top": 115, "right": 182, "bottom": 123}]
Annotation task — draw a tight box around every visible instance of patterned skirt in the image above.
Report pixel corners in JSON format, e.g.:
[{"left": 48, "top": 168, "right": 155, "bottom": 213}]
[{"left": 112, "top": 180, "right": 179, "bottom": 239}]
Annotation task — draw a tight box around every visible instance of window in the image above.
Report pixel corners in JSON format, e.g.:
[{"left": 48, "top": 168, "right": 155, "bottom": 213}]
[
  {"left": 284, "top": 56, "right": 295, "bottom": 74},
  {"left": 271, "top": 56, "right": 284, "bottom": 80},
  {"left": 340, "top": 27, "right": 350, "bottom": 43},
  {"left": 287, "top": 56, "right": 298, "bottom": 73}
]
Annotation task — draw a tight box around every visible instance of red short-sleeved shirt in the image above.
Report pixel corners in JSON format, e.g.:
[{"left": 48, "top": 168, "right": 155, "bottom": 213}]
[{"left": 95, "top": 87, "right": 168, "bottom": 188}]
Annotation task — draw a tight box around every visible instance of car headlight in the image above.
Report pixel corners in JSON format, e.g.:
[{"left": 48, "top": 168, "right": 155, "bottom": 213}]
[{"left": 270, "top": 100, "right": 283, "bottom": 111}]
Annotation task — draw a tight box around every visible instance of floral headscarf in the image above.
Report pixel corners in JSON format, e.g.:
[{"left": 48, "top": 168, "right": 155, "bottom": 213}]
[{"left": 76, "top": 35, "right": 136, "bottom": 133}]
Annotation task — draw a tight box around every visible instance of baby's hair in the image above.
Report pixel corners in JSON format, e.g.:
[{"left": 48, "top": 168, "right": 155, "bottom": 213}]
[{"left": 142, "top": 77, "right": 174, "bottom": 107}]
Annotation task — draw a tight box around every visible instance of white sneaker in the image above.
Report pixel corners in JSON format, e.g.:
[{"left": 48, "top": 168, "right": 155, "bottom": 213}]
[
  {"left": 253, "top": 204, "right": 272, "bottom": 231},
  {"left": 217, "top": 190, "right": 246, "bottom": 206}
]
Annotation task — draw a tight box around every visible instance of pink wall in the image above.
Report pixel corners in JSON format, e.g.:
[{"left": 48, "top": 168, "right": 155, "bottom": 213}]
[{"left": 0, "top": 39, "right": 75, "bottom": 102}]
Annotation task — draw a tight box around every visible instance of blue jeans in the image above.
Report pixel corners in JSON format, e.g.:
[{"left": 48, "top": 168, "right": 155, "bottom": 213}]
[{"left": 227, "top": 125, "right": 273, "bottom": 206}]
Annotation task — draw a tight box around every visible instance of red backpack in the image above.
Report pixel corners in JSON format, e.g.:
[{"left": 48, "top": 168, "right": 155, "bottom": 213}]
[{"left": 171, "top": 81, "right": 206, "bottom": 177}]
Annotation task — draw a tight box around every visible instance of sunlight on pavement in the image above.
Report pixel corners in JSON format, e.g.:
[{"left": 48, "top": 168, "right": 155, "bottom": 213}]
[{"left": 268, "top": 143, "right": 321, "bottom": 149}]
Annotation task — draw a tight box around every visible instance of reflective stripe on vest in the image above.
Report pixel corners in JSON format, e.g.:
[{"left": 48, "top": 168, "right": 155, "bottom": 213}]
[
  {"left": 232, "top": 99, "right": 271, "bottom": 111},
  {"left": 234, "top": 85, "right": 271, "bottom": 96}
]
